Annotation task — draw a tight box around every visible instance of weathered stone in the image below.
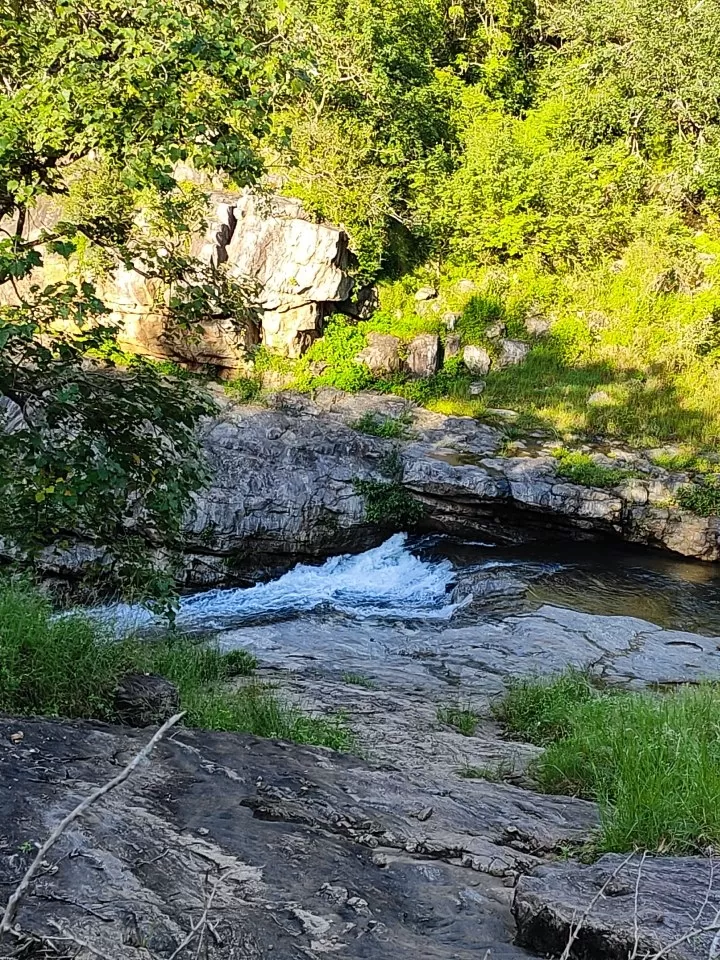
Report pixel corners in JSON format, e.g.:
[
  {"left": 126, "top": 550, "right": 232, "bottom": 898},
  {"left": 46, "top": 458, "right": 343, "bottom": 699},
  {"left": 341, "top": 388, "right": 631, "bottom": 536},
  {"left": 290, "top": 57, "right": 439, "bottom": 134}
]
[
  {"left": 515, "top": 854, "right": 720, "bottom": 960},
  {"left": 2, "top": 189, "right": 356, "bottom": 369},
  {"left": 588, "top": 390, "right": 612, "bottom": 405},
  {"left": 469, "top": 381, "right": 486, "bottom": 396},
  {"left": 443, "top": 312, "right": 461, "bottom": 330},
  {"left": 486, "top": 322, "right": 506, "bottom": 340},
  {"left": 524, "top": 309, "right": 552, "bottom": 336},
  {"left": 463, "top": 344, "right": 493, "bottom": 375},
  {"left": 414, "top": 286, "right": 438, "bottom": 301},
  {"left": 406, "top": 333, "right": 441, "bottom": 378},
  {"left": 444, "top": 334, "right": 462, "bottom": 357},
  {"left": 456, "top": 279, "right": 477, "bottom": 294},
  {"left": 355, "top": 332, "right": 404, "bottom": 375},
  {"left": 114, "top": 673, "right": 180, "bottom": 727},
  {"left": 497, "top": 339, "right": 530, "bottom": 368},
  {"left": 0, "top": 716, "right": 594, "bottom": 960}
]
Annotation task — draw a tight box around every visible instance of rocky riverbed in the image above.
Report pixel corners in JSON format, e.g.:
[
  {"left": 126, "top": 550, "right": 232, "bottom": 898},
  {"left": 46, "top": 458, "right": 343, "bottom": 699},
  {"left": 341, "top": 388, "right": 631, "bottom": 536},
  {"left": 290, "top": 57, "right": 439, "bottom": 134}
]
[{"left": 4, "top": 535, "right": 720, "bottom": 959}]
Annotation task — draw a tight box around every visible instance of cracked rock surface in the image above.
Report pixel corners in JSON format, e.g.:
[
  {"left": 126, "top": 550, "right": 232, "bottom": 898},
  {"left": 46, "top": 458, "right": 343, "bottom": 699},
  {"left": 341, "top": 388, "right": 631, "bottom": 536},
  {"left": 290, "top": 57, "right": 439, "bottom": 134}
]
[
  {"left": 183, "top": 389, "right": 720, "bottom": 587},
  {"left": 0, "top": 718, "right": 593, "bottom": 959}
]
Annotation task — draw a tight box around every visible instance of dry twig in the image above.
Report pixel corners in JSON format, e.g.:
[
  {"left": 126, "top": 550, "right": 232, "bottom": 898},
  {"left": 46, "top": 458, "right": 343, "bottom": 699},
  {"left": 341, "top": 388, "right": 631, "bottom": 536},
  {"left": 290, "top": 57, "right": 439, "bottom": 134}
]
[{"left": 0, "top": 713, "right": 184, "bottom": 936}]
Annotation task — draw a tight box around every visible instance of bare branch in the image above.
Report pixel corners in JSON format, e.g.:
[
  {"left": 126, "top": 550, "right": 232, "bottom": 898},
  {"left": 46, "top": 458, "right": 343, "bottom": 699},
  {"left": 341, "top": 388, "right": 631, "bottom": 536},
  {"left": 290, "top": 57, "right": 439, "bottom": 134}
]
[
  {"left": 0, "top": 713, "right": 185, "bottom": 935},
  {"left": 560, "top": 852, "right": 637, "bottom": 960}
]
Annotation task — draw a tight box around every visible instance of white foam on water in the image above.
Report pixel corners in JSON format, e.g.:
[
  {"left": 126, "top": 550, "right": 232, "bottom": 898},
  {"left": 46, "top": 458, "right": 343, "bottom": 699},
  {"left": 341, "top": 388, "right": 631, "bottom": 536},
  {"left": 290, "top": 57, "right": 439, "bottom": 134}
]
[{"left": 93, "top": 534, "right": 461, "bottom": 635}]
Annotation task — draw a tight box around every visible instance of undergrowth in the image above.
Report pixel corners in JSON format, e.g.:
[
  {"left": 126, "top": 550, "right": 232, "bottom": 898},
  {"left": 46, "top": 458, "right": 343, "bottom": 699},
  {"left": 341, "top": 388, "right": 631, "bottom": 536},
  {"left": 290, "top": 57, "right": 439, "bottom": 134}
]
[
  {"left": 495, "top": 670, "right": 720, "bottom": 853},
  {"left": 437, "top": 703, "right": 480, "bottom": 736},
  {"left": 0, "top": 581, "right": 353, "bottom": 751},
  {"left": 553, "top": 449, "right": 635, "bottom": 488}
]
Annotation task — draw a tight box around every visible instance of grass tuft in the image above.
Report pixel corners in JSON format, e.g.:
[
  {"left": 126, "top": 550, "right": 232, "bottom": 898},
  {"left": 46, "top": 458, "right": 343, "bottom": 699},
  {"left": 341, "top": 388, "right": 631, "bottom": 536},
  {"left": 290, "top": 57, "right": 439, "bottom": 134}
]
[
  {"left": 495, "top": 670, "right": 720, "bottom": 853},
  {"left": 352, "top": 411, "right": 411, "bottom": 439},
  {"left": 0, "top": 581, "right": 352, "bottom": 751},
  {"left": 553, "top": 449, "right": 635, "bottom": 488},
  {"left": 437, "top": 703, "right": 480, "bottom": 736},
  {"left": 677, "top": 480, "right": 720, "bottom": 517},
  {"left": 342, "top": 673, "right": 377, "bottom": 689}
]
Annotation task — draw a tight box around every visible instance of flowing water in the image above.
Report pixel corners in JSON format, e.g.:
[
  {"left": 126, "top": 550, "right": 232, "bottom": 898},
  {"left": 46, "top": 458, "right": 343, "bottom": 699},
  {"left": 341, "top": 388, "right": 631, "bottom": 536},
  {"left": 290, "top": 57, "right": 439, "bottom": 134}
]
[{"left": 102, "top": 532, "right": 720, "bottom": 640}]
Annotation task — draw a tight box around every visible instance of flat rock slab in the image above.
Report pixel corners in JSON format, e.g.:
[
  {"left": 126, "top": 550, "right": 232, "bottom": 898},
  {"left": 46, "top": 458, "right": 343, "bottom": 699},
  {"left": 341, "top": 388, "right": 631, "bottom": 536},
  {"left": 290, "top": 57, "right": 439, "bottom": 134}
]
[
  {"left": 0, "top": 718, "right": 596, "bottom": 960},
  {"left": 515, "top": 854, "right": 720, "bottom": 960}
]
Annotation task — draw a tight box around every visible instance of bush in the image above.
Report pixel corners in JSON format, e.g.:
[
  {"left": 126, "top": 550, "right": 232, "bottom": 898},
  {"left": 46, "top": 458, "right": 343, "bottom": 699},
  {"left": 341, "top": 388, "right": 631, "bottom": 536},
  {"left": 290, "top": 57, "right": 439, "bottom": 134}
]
[
  {"left": 0, "top": 581, "right": 352, "bottom": 751},
  {"left": 353, "top": 478, "right": 423, "bottom": 527},
  {"left": 495, "top": 671, "right": 720, "bottom": 854}
]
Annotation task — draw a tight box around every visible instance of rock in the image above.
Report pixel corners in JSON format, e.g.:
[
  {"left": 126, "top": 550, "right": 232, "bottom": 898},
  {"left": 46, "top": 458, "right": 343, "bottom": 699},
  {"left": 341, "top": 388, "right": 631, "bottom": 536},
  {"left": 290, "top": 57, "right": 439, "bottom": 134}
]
[
  {"left": 463, "top": 345, "right": 493, "bottom": 375},
  {"left": 406, "top": 334, "right": 441, "bottom": 378},
  {"left": 469, "top": 381, "right": 486, "bottom": 396},
  {"left": 524, "top": 309, "right": 552, "bottom": 337},
  {"left": 444, "top": 334, "right": 462, "bottom": 357},
  {"left": 0, "top": 716, "right": 594, "bottom": 960},
  {"left": 113, "top": 673, "right": 180, "bottom": 727},
  {"left": 414, "top": 286, "right": 438, "bottom": 302},
  {"left": 456, "top": 279, "right": 477, "bottom": 294},
  {"left": 443, "top": 312, "right": 461, "bottom": 330},
  {"left": 515, "top": 854, "right": 720, "bottom": 960},
  {"left": 496, "top": 339, "right": 530, "bottom": 368},
  {"left": 588, "top": 390, "right": 612, "bottom": 405},
  {"left": 486, "top": 322, "right": 506, "bottom": 340},
  {"left": 2, "top": 189, "right": 356, "bottom": 369},
  {"left": 486, "top": 408, "right": 519, "bottom": 421},
  {"left": 355, "top": 332, "right": 404, "bottom": 375}
]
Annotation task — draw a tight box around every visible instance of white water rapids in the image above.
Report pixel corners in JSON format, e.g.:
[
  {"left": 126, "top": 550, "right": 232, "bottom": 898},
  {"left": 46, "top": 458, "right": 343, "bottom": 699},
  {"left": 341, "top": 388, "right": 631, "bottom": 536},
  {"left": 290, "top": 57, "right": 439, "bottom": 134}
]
[{"left": 96, "top": 534, "right": 462, "bottom": 634}]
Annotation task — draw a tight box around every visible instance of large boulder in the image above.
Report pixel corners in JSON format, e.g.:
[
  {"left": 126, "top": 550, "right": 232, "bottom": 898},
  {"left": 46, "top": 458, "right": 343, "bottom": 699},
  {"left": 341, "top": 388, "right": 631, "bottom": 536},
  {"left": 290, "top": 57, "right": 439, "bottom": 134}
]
[
  {"left": 463, "top": 345, "right": 493, "bottom": 375},
  {"left": 0, "top": 190, "right": 357, "bottom": 371},
  {"left": 406, "top": 333, "right": 441, "bottom": 378},
  {"left": 355, "top": 332, "right": 404, "bottom": 375}
]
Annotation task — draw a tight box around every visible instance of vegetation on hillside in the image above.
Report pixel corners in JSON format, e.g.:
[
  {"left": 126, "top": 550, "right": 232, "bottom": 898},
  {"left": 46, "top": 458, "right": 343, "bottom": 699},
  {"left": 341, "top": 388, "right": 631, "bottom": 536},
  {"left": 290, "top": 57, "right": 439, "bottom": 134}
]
[
  {"left": 5, "top": 0, "right": 720, "bottom": 607},
  {"left": 495, "top": 670, "right": 720, "bottom": 854}
]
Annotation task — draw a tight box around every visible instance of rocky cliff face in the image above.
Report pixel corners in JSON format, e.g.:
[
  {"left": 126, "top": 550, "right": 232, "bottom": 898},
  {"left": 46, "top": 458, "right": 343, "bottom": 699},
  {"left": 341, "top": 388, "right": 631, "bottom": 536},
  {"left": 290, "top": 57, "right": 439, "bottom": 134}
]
[
  {"left": 180, "top": 389, "right": 720, "bottom": 586},
  {"left": 0, "top": 191, "right": 357, "bottom": 371}
]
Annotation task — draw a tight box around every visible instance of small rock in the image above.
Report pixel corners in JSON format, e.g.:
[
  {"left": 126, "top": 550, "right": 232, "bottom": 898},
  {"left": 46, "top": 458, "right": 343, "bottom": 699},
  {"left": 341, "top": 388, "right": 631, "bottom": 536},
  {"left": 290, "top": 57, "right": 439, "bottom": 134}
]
[
  {"left": 9, "top": 731, "right": 23, "bottom": 744},
  {"left": 486, "top": 408, "right": 519, "bottom": 421},
  {"left": 443, "top": 312, "right": 460, "bottom": 331},
  {"left": 414, "top": 286, "right": 438, "bottom": 302},
  {"left": 463, "top": 345, "right": 492, "bottom": 376},
  {"left": 197, "top": 827, "right": 210, "bottom": 836},
  {"left": 588, "top": 390, "right": 612, "bottom": 405},
  {"left": 444, "top": 334, "right": 461, "bottom": 357},
  {"left": 486, "top": 323, "right": 506, "bottom": 340},
  {"left": 524, "top": 310, "right": 552, "bottom": 336},
  {"left": 114, "top": 673, "right": 180, "bottom": 728},
  {"left": 406, "top": 334, "right": 441, "bottom": 379},
  {"left": 496, "top": 339, "right": 530, "bottom": 368},
  {"left": 456, "top": 279, "right": 477, "bottom": 294},
  {"left": 355, "top": 333, "right": 403, "bottom": 375},
  {"left": 469, "top": 381, "right": 486, "bottom": 397}
]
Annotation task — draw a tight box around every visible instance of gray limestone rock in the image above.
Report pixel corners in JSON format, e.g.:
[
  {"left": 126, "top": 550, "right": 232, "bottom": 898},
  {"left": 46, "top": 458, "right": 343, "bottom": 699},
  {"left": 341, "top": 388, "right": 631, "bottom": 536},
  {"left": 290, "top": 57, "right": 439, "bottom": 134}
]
[
  {"left": 406, "top": 333, "right": 441, "bottom": 378},
  {"left": 355, "top": 332, "right": 404, "bottom": 375},
  {"left": 463, "top": 344, "right": 493, "bottom": 375},
  {"left": 515, "top": 854, "right": 720, "bottom": 960}
]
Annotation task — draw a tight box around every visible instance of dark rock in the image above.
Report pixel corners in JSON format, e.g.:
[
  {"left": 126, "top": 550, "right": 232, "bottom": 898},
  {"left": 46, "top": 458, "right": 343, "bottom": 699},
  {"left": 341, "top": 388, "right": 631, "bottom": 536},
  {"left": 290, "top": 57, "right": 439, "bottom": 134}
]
[
  {"left": 114, "top": 673, "right": 180, "bottom": 727},
  {"left": 0, "top": 717, "right": 596, "bottom": 960},
  {"left": 515, "top": 854, "right": 720, "bottom": 960},
  {"left": 406, "top": 333, "right": 441, "bottom": 378}
]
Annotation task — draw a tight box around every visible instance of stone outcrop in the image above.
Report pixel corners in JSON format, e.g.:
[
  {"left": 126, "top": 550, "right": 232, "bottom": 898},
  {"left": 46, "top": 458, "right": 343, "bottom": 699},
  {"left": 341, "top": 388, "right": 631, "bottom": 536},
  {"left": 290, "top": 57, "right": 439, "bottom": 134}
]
[
  {"left": 515, "top": 855, "right": 720, "bottom": 960},
  {"left": 1, "top": 191, "right": 357, "bottom": 371},
  {"left": 0, "top": 716, "right": 593, "bottom": 960},
  {"left": 181, "top": 390, "right": 720, "bottom": 584}
]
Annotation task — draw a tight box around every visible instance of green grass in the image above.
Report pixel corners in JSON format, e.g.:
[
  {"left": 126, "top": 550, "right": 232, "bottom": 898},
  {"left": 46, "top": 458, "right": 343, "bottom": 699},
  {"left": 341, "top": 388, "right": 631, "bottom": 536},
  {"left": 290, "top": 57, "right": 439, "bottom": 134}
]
[
  {"left": 352, "top": 411, "right": 411, "bottom": 439},
  {"left": 437, "top": 704, "right": 480, "bottom": 736},
  {"left": 342, "top": 672, "right": 377, "bottom": 689},
  {"left": 677, "top": 480, "right": 720, "bottom": 517},
  {"left": 0, "top": 581, "right": 353, "bottom": 751},
  {"left": 495, "top": 671, "right": 720, "bottom": 854},
  {"left": 552, "top": 449, "right": 635, "bottom": 488}
]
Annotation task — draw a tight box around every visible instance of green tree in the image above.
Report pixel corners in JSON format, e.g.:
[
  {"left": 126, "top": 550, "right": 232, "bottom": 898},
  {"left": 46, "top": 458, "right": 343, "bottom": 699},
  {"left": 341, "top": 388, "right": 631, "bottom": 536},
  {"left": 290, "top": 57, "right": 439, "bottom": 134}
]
[{"left": 0, "top": 0, "right": 296, "bottom": 604}]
